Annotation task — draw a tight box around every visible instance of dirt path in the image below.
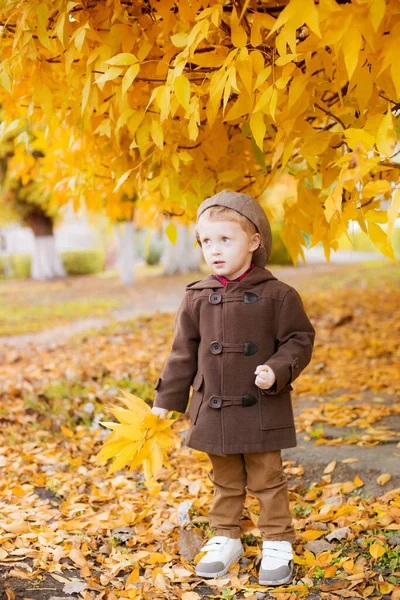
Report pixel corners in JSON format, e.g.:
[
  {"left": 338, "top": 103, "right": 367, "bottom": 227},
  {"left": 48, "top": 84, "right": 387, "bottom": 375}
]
[
  {"left": 0, "top": 264, "right": 308, "bottom": 348},
  {"left": 285, "top": 390, "right": 400, "bottom": 496}
]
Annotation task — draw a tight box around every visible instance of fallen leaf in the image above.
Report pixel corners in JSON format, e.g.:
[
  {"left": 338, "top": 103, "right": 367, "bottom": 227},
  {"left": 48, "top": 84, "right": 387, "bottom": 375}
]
[
  {"left": 0, "top": 520, "right": 30, "bottom": 534},
  {"left": 323, "top": 564, "right": 338, "bottom": 578},
  {"left": 61, "top": 425, "right": 74, "bottom": 438},
  {"left": 301, "top": 530, "right": 326, "bottom": 541},
  {"left": 305, "top": 540, "right": 333, "bottom": 554},
  {"left": 369, "top": 542, "right": 386, "bottom": 559},
  {"left": 63, "top": 579, "right": 88, "bottom": 594},
  {"left": 326, "top": 527, "right": 351, "bottom": 542},
  {"left": 178, "top": 528, "right": 204, "bottom": 561},
  {"left": 362, "top": 585, "right": 375, "bottom": 597},
  {"left": 182, "top": 593, "right": 201, "bottom": 600},
  {"left": 69, "top": 548, "right": 87, "bottom": 567},
  {"left": 376, "top": 473, "right": 391, "bottom": 485},
  {"left": 379, "top": 582, "right": 394, "bottom": 594},
  {"left": 323, "top": 459, "right": 337, "bottom": 474}
]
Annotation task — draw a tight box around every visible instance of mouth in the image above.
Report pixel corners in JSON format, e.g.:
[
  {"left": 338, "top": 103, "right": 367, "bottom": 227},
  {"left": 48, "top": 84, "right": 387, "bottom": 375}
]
[{"left": 213, "top": 261, "right": 225, "bottom": 266}]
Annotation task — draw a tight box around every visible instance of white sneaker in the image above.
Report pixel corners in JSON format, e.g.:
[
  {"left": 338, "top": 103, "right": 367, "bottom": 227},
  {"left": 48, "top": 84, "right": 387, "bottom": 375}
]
[
  {"left": 195, "top": 536, "right": 244, "bottom": 578},
  {"left": 258, "top": 540, "right": 294, "bottom": 585}
]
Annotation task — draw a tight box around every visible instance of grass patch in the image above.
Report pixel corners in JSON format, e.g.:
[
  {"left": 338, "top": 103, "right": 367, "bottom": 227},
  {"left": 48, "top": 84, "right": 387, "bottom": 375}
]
[{"left": 0, "top": 297, "right": 119, "bottom": 335}]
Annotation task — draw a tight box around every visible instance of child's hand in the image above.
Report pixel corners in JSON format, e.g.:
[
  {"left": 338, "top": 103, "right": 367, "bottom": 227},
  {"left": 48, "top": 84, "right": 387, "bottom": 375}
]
[
  {"left": 254, "top": 365, "right": 276, "bottom": 390},
  {"left": 151, "top": 406, "right": 169, "bottom": 419}
]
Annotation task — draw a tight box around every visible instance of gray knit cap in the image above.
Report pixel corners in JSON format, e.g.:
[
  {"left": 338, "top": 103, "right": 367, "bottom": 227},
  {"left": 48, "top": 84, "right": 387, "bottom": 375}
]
[{"left": 196, "top": 190, "right": 272, "bottom": 267}]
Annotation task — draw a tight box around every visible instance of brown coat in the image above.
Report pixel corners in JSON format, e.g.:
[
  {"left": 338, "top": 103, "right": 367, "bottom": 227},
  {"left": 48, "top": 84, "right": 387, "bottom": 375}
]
[{"left": 154, "top": 266, "right": 315, "bottom": 455}]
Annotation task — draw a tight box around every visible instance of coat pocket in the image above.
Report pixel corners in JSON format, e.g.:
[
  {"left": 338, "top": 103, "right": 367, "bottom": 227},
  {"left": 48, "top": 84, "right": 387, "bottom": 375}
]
[
  {"left": 258, "top": 389, "right": 294, "bottom": 431},
  {"left": 189, "top": 371, "right": 204, "bottom": 425}
]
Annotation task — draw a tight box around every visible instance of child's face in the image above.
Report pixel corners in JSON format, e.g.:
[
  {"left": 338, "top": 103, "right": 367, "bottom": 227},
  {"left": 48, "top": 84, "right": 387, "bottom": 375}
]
[{"left": 197, "top": 217, "right": 260, "bottom": 280}]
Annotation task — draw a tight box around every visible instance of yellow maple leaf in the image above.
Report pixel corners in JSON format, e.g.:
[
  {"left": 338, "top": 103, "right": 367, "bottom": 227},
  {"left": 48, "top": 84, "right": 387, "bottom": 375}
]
[{"left": 96, "top": 390, "right": 177, "bottom": 487}]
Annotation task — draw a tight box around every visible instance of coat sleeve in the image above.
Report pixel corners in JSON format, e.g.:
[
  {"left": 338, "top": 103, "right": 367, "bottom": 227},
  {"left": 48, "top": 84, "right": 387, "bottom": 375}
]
[
  {"left": 261, "top": 287, "right": 315, "bottom": 396},
  {"left": 153, "top": 292, "right": 200, "bottom": 413}
]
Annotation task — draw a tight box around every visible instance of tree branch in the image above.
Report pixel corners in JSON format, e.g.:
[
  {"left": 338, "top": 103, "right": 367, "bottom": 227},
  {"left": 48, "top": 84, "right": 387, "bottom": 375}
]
[
  {"left": 314, "top": 102, "right": 346, "bottom": 130},
  {"left": 177, "top": 142, "right": 202, "bottom": 150}
]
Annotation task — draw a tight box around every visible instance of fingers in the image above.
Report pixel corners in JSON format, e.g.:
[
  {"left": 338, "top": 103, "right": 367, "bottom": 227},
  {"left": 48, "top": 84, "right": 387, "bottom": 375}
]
[
  {"left": 254, "top": 365, "right": 276, "bottom": 390},
  {"left": 255, "top": 374, "right": 274, "bottom": 389},
  {"left": 151, "top": 406, "right": 169, "bottom": 419},
  {"left": 254, "top": 365, "right": 270, "bottom": 375}
]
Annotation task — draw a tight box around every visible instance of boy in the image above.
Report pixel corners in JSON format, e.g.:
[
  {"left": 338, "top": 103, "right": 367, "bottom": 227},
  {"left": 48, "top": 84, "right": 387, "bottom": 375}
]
[{"left": 152, "top": 190, "right": 315, "bottom": 585}]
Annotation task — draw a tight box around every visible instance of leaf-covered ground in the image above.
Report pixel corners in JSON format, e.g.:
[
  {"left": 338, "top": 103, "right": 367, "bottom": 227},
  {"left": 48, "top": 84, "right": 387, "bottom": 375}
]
[{"left": 0, "top": 261, "right": 399, "bottom": 600}]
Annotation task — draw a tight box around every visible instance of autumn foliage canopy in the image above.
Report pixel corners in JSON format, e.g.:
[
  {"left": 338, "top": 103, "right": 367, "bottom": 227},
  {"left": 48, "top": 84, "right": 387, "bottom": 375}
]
[{"left": 0, "top": 0, "right": 399, "bottom": 261}]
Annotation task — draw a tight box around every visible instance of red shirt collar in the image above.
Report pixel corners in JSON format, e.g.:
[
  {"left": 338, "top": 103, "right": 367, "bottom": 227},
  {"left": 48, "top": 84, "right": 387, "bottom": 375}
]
[{"left": 214, "top": 262, "right": 256, "bottom": 286}]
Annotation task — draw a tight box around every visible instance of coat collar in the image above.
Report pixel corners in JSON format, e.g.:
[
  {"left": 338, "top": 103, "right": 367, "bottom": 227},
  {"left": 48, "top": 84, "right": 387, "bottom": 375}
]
[{"left": 186, "top": 266, "right": 278, "bottom": 290}]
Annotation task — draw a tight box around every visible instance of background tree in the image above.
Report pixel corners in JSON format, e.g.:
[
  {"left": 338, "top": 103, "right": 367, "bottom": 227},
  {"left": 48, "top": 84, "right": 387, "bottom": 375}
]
[
  {"left": 0, "top": 120, "right": 66, "bottom": 279},
  {"left": 0, "top": 0, "right": 399, "bottom": 263}
]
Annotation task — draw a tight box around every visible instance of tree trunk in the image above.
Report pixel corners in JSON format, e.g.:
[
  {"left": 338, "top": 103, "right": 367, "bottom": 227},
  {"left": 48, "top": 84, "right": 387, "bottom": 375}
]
[
  {"left": 25, "top": 210, "right": 66, "bottom": 280},
  {"left": 0, "top": 231, "right": 12, "bottom": 277},
  {"left": 31, "top": 235, "right": 66, "bottom": 280},
  {"left": 115, "top": 220, "right": 135, "bottom": 285},
  {"left": 162, "top": 221, "right": 202, "bottom": 275}
]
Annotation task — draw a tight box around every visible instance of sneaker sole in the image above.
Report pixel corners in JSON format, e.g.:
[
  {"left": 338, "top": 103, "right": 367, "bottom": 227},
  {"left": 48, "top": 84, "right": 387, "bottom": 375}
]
[
  {"left": 196, "top": 548, "right": 244, "bottom": 578},
  {"left": 259, "top": 570, "right": 294, "bottom": 586}
]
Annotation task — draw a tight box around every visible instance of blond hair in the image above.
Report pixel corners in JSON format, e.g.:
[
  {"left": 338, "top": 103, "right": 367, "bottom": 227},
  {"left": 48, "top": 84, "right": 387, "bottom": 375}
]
[{"left": 195, "top": 206, "right": 258, "bottom": 246}]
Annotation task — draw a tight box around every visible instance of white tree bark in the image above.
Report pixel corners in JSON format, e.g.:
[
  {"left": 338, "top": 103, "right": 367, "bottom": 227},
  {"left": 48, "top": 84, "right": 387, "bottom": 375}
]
[
  {"left": 31, "top": 235, "right": 66, "bottom": 280},
  {"left": 161, "top": 221, "right": 202, "bottom": 275},
  {"left": 115, "top": 220, "right": 135, "bottom": 285}
]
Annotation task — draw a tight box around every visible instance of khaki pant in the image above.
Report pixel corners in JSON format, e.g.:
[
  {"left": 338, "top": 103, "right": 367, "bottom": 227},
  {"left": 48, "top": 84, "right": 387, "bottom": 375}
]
[{"left": 207, "top": 450, "right": 295, "bottom": 543}]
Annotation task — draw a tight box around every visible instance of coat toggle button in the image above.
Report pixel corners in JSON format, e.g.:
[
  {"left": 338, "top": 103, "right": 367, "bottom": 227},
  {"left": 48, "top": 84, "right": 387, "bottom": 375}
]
[
  {"left": 244, "top": 292, "right": 259, "bottom": 304},
  {"left": 242, "top": 393, "right": 257, "bottom": 407},
  {"left": 209, "top": 395, "right": 222, "bottom": 409},
  {"left": 210, "top": 341, "right": 223, "bottom": 354},
  {"left": 209, "top": 292, "right": 222, "bottom": 304}
]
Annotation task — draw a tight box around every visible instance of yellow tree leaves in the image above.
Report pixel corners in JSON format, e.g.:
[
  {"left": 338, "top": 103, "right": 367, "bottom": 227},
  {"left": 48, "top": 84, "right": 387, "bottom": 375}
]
[
  {"left": 165, "top": 222, "right": 178, "bottom": 245},
  {"left": 249, "top": 112, "right": 265, "bottom": 151},
  {"left": 174, "top": 75, "right": 191, "bottom": 113},
  {"left": 0, "top": 0, "right": 399, "bottom": 262},
  {"left": 367, "top": 222, "right": 397, "bottom": 262},
  {"left": 269, "top": 0, "right": 321, "bottom": 41},
  {"left": 376, "top": 110, "right": 397, "bottom": 157},
  {"left": 230, "top": 8, "right": 247, "bottom": 48}
]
